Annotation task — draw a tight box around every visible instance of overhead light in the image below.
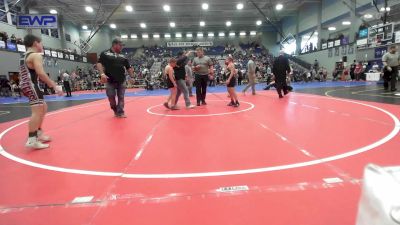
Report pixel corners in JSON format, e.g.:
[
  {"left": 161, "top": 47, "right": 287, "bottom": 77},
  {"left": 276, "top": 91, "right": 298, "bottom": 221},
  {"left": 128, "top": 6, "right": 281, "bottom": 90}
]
[
  {"left": 342, "top": 21, "right": 351, "bottom": 25},
  {"left": 121, "top": 34, "right": 128, "bottom": 39},
  {"left": 226, "top": 21, "right": 232, "bottom": 27},
  {"left": 110, "top": 24, "right": 116, "bottom": 29},
  {"left": 197, "top": 32, "right": 204, "bottom": 37},
  {"left": 163, "top": 5, "right": 170, "bottom": 12},
  {"left": 142, "top": 34, "right": 149, "bottom": 39},
  {"left": 236, "top": 3, "right": 244, "bottom": 10},
  {"left": 49, "top": 9, "right": 57, "bottom": 14},
  {"left": 219, "top": 32, "right": 225, "bottom": 37},
  {"left": 186, "top": 33, "right": 193, "bottom": 38},
  {"left": 364, "top": 14, "right": 373, "bottom": 19},
  {"left": 200, "top": 21, "right": 205, "bottom": 27},
  {"left": 85, "top": 6, "right": 94, "bottom": 13},
  {"left": 386, "top": 7, "right": 391, "bottom": 11},
  {"left": 250, "top": 31, "right": 257, "bottom": 36},
  {"left": 176, "top": 33, "right": 182, "bottom": 38},
  {"left": 239, "top": 31, "right": 246, "bottom": 36},
  {"left": 314, "top": 32, "right": 318, "bottom": 35},
  {"left": 276, "top": 3, "right": 283, "bottom": 10},
  {"left": 202, "top": 3, "right": 209, "bottom": 10},
  {"left": 125, "top": 5, "right": 133, "bottom": 12},
  {"left": 165, "top": 33, "right": 171, "bottom": 38},
  {"left": 169, "top": 22, "right": 176, "bottom": 28},
  {"left": 328, "top": 27, "right": 336, "bottom": 31},
  {"left": 229, "top": 32, "right": 235, "bottom": 36},
  {"left": 82, "top": 25, "right": 88, "bottom": 30},
  {"left": 140, "top": 23, "right": 146, "bottom": 28},
  {"left": 131, "top": 34, "right": 138, "bottom": 39},
  {"left": 380, "top": 7, "right": 385, "bottom": 12},
  {"left": 208, "top": 32, "right": 214, "bottom": 37},
  {"left": 153, "top": 34, "right": 160, "bottom": 38},
  {"left": 303, "top": 35, "right": 310, "bottom": 39},
  {"left": 256, "top": 20, "right": 262, "bottom": 26}
]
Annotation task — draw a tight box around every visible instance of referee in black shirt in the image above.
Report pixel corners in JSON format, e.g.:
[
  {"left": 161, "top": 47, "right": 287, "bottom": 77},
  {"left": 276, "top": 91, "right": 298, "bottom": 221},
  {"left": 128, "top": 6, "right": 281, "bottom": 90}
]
[{"left": 97, "top": 39, "right": 134, "bottom": 118}]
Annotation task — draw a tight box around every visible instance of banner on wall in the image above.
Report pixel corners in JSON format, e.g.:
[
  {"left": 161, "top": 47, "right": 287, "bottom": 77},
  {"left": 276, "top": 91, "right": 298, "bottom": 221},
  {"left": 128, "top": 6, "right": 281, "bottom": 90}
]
[
  {"left": 357, "top": 38, "right": 368, "bottom": 46},
  {"left": 17, "top": 44, "right": 26, "bottom": 52},
  {"left": 51, "top": 51, "right": 58, "bottom": 57},
  {"left": 16, "top": 14, "right": 58, "bottom": 29},
  {"left": 44, "top": 49, "right": 51, "bottom": 56},
  {"left": 374, "top": 46, "right": 387, "bottom": 59},
  {"left": 341, "top": 37, "right": 349, "bottom": 45},
  {"left": 57, "top": 52, "right": 63, "bottom": 59},
  {"left": 7, "top": 42, "right": 17, "bottom": 51},
  {"left": 166, "top": 42, "right": 213, "bottom": 48},
  {"left": 348, "top": 45, "right": 354, "bottom": 54},
  {"left": 328, "top": 41, "right": 334, "bottom": 48},
  {"left": 321, "top": 43, "right": 327, "bottom": 49},
  {"left": 335, "top": 47, "right": 339, "bottom": 56},
  {"left": 395, "top": 31, "right": 400, "bottom": 44},
  {"left": 341, "top": 46, "right": 347, "bottom": 55},
  {"left": 334, "top": 40, "right": 341, "bottom": 46}
]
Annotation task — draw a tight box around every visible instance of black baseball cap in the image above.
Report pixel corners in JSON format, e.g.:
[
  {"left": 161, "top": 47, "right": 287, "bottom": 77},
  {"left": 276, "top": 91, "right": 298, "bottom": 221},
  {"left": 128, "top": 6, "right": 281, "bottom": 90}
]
[{"left": 112, "top": 38, "right": 125, "bottom": 46}]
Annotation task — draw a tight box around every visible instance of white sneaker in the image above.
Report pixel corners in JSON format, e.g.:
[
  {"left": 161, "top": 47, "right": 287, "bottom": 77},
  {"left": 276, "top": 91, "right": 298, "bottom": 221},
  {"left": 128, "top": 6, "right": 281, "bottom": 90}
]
[
  {"left": 38, "top": 130, "right": 52, "bottom": 142},
  {"left": 186, "top": 104, "right": 196, "bottom": 109},
  {"left": 25, "top": 137, "right": 49, "bottom": 149}
]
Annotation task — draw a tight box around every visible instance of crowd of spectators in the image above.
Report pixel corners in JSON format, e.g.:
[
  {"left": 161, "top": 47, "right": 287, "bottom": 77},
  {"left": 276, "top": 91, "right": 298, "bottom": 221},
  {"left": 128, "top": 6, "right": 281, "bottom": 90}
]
[{"left": 3, "top": 33, "right": 379, "bottom": 99}]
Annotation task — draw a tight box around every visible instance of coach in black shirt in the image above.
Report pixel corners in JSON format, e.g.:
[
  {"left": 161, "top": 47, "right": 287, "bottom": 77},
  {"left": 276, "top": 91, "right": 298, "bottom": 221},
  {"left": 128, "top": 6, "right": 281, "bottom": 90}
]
[
  {"left": 272, "top": 50, "right": 291, "bottom": 98},
  {"left": 97, "top": 39, "right": 134, "bottom": 118},
  {"left": 174, "top": 51, "right": 195, "bottom": 108}
]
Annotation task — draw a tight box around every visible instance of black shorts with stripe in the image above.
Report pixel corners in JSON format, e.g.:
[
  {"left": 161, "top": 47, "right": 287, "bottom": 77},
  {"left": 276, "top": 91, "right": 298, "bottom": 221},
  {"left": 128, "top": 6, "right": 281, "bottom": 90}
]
[{"left": 20, "top": 82, "right": 44, "bottom": 105}]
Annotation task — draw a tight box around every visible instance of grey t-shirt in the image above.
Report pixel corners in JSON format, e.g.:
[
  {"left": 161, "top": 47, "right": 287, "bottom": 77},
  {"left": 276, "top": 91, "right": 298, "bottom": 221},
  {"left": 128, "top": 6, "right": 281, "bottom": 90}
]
[
  {"left": 193, "top": 56, "right": 212, "bottom": 75},
  {"left": 382, "top": 52, "right": 400, "bottom": 67},
  {"left": 185, "top": 65, "right": 193, "bottom": 79},
  {"left": 247, "top": 59, "right": 256, "bottom": 74}
]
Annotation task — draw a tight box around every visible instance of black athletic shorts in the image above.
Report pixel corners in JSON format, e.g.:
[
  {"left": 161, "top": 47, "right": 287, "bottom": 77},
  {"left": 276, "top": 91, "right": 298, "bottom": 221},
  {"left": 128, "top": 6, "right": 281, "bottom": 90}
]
[
  {"left": 227, "top": 77, "right": 237, "bottom": 88},
  {"left": 20, "top": 82, "right": 44, "bottom": 105},
  {"left": 166, "top": 77, "right": 175, "bottom": 89}
]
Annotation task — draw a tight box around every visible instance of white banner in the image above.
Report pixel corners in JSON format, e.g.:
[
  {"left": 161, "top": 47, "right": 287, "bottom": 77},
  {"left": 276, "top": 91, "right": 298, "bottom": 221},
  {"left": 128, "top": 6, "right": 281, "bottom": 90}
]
[
  {"left": 0, "top": 41, "right": 6, "bottom": 48},
  {"left": 44, "top": 49, "right": 51, "bottom": 56},
  {"left": 395, "top": 31, "right": 400, "bottom": 44},
  {"left": 166, "top": 42, "right": 213, "bottom": 48},
  {"left": 357, "top": 38, "right": 368, "bottom": 46},
  {"left": 17, "top": 44, "right": 26, "bottom": 52}
]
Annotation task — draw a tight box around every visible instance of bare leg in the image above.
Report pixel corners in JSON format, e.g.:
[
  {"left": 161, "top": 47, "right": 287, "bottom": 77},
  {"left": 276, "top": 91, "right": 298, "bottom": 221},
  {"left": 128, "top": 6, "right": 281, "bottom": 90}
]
[
  {"left": 29, "top": 104, "right": 44, "bottom": 133},
  {"left": 170, "top": 88, "right": 178, "bottom": 108},
  {"left": 38, "top": 102, "right": 47, "bottom": 128},
  {"left": 231, "top": 88, "right": 238, "bottom": 102},
  {"left": 26, "top": 104, "right": 49, "bottom": 149}
]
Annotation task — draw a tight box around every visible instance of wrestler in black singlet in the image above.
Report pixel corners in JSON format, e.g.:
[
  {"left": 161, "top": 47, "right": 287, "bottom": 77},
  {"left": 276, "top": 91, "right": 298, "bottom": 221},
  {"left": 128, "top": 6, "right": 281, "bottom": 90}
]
[{"left": 19, "top": 52, "right": 44, "bottom": 105}]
